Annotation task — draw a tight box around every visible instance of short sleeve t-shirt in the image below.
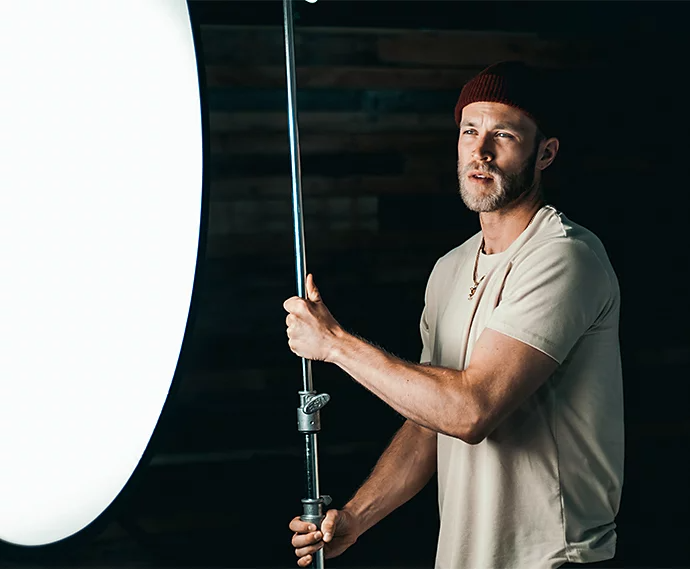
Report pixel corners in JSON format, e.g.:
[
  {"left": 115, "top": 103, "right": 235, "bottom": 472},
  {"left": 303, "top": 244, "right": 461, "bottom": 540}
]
[{"left": 420, "top": 205, "right": 624, "bottom": 569}]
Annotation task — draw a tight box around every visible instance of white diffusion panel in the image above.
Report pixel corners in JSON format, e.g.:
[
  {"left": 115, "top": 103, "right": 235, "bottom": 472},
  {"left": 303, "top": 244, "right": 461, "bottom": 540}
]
[{"left": 0, "top": 0, "right": 203, "bottom": 545}]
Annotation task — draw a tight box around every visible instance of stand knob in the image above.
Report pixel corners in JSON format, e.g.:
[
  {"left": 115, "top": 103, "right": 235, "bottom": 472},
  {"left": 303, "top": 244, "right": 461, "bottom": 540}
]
[{"left": 304, "top": 393, "right": 330, "bottom": 413}]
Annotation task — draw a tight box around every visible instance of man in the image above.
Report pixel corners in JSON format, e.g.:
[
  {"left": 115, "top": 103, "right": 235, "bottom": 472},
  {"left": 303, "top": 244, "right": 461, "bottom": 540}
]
[{"left": 284, "top": 61, "right": 624, "bottom": 569}]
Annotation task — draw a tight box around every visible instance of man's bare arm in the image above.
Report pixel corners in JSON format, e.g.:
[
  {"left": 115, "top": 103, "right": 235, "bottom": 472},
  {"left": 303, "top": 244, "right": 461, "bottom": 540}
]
[
  {"left": 344, "top": 418, "right": 437, "bottom": 534},
  {"left": 328, "top": 328, "right": 558, "bottom": 444},
  {"left": 289, "top": 418, "right": 436, "bottom": 567},
  {"left": 285, "top": 274, "right": 559, "bottom": 445}
]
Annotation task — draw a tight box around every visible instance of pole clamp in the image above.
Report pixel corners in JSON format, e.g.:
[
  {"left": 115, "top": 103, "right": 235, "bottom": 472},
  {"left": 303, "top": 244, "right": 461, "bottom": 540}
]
[{"left": 297, "top": 390, "right": 330, "bottom": 433}]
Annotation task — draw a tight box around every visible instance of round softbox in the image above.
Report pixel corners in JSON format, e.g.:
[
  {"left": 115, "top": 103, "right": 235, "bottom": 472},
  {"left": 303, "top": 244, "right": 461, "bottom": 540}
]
[{"left": 0, "top": 0, "right": 205, "bottom": 548}]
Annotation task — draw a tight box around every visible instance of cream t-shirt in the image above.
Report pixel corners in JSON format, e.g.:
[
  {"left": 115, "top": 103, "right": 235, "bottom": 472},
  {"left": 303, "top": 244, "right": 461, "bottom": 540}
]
[{"left": 419, "top": 205, "right": 624, "bottom": 569}]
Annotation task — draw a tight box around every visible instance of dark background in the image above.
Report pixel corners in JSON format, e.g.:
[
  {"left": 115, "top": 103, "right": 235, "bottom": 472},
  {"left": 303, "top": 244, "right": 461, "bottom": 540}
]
[{"left": 1, "top": 1, "right": 688, "bottom": 568}]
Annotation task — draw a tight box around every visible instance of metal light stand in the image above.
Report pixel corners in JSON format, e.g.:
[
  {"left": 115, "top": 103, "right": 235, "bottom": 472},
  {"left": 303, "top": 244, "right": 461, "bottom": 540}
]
[{"left": 281, "top": 1, "right": 331, "bottom": 568}]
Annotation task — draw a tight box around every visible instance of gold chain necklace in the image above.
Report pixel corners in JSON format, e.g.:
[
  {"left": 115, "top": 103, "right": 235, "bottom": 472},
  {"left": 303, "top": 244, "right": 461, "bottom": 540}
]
[
  {"left": 468, "top": 239, "right": 486, "bottom": 300},
  {"left": 468, "top": 206, "right": 542, "bottom": 301}
]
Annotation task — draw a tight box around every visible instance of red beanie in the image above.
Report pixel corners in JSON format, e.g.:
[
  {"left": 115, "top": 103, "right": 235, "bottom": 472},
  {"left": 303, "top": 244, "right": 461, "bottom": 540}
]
[{"left": 454, "top": 61, "right": 549, "bottom": 134}]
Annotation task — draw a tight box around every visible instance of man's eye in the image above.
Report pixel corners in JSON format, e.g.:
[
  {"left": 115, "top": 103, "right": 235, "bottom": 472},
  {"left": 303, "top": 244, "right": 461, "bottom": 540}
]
[
  {"left": 462, "top": 129, "right": 476, "bottom": 135},
  {"left": 496, "top": 132, "right": 514, "bottom": 139}
]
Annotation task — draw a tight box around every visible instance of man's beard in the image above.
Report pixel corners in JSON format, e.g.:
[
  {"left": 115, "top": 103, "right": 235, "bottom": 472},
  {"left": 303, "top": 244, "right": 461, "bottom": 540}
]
[{"left": 457, "top": 149, "right": 539, "bottom": 213}]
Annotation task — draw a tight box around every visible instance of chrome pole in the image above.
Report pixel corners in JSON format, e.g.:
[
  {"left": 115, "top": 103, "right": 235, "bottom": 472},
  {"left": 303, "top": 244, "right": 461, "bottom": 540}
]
[{"left": 281, "top": 1, "right": 331, "bottom": 568}]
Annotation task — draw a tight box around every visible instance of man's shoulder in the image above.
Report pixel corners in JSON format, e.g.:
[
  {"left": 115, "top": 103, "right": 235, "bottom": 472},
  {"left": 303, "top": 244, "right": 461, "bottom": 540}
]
[
  {"left": 519, "top": 207, "right": 612, "bottom": 264},
  {"left": 514, "top": 208, "right": 620, "bottom": 296}
]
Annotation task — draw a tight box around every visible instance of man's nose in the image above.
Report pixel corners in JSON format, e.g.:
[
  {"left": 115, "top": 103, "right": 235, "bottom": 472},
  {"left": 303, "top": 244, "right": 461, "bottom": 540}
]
[{"left": 472, "top": 136, "right": 495, "bottom": 162}]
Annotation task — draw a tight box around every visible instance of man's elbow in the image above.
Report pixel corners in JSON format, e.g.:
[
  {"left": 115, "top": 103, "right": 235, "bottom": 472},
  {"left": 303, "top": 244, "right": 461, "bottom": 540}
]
[
  {"left": 455, "top": 422, "right": 488, "bottom": 445},
  {"left": 439, "top": 375, "right": 496, "bottom": 444},
  {"left": 445, "top": 411, "right": 490, "bottom": 445}
]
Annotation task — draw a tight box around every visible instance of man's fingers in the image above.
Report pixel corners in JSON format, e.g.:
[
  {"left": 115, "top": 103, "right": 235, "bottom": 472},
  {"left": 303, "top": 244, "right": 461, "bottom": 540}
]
[
  {"left": 292, "top": 530, "right": 323, "bottom": 549},
  {"left": 288, "top": 517, "right": 316, "bottom": 534},
  {"left": 295, "top": 540, "right": 324, "bottom": 559},
  {"left": 283, "top": 297, "right": 307, "bottom": 314},
  {"left": 289, "top": 515, "right": 328, "bottom": 567}
]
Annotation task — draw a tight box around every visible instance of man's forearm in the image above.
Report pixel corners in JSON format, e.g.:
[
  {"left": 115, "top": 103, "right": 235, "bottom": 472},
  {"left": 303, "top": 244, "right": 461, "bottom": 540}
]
[
  {"left": 328, "top": 331, "right": 476, "bottom": 439},
  {"left": 343, "top": 419, "right": 437, "bottom": 536}
]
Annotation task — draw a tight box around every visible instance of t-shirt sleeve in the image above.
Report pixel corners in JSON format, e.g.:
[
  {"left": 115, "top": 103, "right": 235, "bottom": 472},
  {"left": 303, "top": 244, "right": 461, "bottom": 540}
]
[
  {"left": 420, "top": 303, "right": 431, "bottom": 364},
  {"left": 419, "top": 260, "right": 439, "bottom": 365},
  {"left": 486, "top": 240, "right": 613, "bottom": 365}
]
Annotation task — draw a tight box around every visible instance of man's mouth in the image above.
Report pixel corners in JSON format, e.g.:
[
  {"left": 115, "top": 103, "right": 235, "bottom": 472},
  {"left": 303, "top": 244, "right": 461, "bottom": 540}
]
[{"left": 468, "top": 170, "right": 494, "bottom": 181}]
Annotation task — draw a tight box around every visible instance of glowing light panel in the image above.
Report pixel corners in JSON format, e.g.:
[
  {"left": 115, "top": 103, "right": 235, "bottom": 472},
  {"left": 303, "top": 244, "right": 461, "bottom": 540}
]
[{"left": 0, "top": 0, "right": 203, "bottom": 546}]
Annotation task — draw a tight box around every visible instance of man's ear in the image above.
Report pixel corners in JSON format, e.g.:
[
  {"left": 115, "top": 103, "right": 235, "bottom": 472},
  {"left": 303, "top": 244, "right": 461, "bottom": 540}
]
[{"left": 537, "top": 137, "right": 560, "bottom": 171}]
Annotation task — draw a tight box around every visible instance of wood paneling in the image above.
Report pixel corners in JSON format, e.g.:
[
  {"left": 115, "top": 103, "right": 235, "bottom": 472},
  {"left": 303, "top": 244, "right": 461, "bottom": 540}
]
[
  {"left": 206, "top": 86, "right": 460, "bottom": 113},
  {"left": 199, "top": 26, "right": 599, "bottom": 68},
  {"left": 205, "top": 64, "right": 478, "bottom": 89},
  {"left": 209, "top": 175, "right": 452, "bottom": 198},
  {"left": 208, "top": 110, "right": 454, "bottom": 132},
  {"left": 210, "top": 131, "right": 454, "bottom": 155},
  {"left": 203, "top": 229, "right": 463, "bottom": 258},
  {"left": 375, "top": 30, "right": 597, "bottom": 67}
]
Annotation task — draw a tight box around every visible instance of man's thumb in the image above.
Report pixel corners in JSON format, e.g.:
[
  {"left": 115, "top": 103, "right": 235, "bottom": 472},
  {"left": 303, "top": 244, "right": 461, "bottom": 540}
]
[
  {"left": 306, "top": 274, "right": 322, "bottom": 302},
  {"left": 322, "top": 509, "right": 339, "bottom": 541}
]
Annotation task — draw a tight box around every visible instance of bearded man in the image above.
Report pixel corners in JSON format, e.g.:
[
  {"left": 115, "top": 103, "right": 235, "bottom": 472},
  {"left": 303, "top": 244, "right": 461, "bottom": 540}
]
[{"left": 284, "top": 61, "right": 624, "bottom": 569}]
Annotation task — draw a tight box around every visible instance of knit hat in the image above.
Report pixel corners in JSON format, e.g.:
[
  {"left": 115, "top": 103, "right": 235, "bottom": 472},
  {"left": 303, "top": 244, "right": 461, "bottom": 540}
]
[{"left": 454, "top": 61, "right": 551, "bottom": 135}]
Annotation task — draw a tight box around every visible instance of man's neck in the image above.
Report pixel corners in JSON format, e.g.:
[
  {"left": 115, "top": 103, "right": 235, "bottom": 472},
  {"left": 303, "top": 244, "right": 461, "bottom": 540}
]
[{"left": 479, "top": 196, "right": 544, "bottom": 255}]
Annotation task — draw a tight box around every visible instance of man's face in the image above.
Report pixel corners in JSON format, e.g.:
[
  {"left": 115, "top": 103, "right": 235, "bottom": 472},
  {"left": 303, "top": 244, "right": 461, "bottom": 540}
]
[{"left": 457, "top": 102, "right": 542, "bottom": 212}]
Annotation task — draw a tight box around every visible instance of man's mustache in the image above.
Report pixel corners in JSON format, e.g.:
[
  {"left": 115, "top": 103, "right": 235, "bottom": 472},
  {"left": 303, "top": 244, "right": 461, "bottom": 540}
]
[{"left": 460, "top": 163, "right": 503, "bottom": 177}]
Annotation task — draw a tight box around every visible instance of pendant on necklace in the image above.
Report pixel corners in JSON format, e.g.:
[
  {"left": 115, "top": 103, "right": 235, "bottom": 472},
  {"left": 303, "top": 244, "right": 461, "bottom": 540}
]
[{"left": 468, "top": 275, "right": 485, "bottom": 300}]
